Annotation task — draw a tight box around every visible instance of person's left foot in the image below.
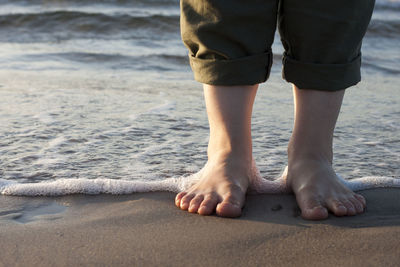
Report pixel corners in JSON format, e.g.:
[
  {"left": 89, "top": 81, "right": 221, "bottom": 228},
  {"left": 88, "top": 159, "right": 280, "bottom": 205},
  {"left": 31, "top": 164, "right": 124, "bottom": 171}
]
[
  {"left": 175, "top": 153, "right": 251, "bottom": 217},
  {"left": 287, "top": 157, "right": 366, "bottom": 220}
]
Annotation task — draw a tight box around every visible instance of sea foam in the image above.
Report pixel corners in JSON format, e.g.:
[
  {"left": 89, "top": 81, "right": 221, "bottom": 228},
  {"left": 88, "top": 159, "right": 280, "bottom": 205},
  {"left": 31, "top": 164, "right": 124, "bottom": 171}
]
[{"left": 0, "top": 163, "right": 399, "bottom": 196}]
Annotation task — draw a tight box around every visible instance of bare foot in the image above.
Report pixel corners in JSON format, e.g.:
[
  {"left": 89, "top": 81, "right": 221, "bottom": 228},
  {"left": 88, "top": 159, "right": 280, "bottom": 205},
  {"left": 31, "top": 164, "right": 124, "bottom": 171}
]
[
  {"left": 175, "top": 154, "right": 251, "bottom": 217},
  {"left": 287, "top": 157, "right": 366, "bottom": 220}
]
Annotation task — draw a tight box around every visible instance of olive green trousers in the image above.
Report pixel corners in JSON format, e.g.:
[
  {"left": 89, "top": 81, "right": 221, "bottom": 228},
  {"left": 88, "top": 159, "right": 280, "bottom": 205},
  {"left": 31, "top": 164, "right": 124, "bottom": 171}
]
[{"left": 180, "top": 0, "right": 375, "bottom": 91}]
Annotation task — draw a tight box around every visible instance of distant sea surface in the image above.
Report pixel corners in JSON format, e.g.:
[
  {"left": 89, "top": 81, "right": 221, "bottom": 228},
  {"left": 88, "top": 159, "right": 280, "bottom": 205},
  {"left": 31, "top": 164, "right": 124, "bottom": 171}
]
[{"left": 0, "top": 0, "right": 399, "bottom": 194}]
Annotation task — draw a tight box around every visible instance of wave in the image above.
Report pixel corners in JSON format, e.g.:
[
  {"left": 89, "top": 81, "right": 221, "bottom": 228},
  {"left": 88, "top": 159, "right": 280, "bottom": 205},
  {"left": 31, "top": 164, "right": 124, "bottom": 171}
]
[
  {"left": 6, "top": 52, "right": 189, "bottom": 71},
  {"left": 0, "top": 0, "right": 179, "bottom": 7},
  {"left": 1, "top": 0, "right": 395, "bottom": 10},
  {"left": 1, "top": 164, "right": 399, "bottom": 196},
  {"left": 374, "top": 0, "right": 400, "bottom": 11},
  {"left": 0, "top": 10, "right": 398, "bottom": 43},
  {"left": 367, "top": 18, "right": 400, "bottom": 38},
  {"left": 23, "top": 52, "right": 186, "bottom": 63},
  {"left": 0, "top": 11, "right": 179, "bottom": 41},
  {"left": 0, "top": 11, "right": 179, "bottom": 31},
  {"left": 362, "top": 61, "right": 400, "bottom": 75},
  {"left": 0, "top": 5, "right": 179, "bottom": 18}
]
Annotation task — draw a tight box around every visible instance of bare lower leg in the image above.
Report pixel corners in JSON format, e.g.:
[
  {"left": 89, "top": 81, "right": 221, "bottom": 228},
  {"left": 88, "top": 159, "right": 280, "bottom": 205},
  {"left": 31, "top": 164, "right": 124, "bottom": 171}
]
[
  {"left": 175, "top": 84, "right": 258, "bottom": 217},
  {"left": 287, "top": 85, "right": 366, "bottom": 220}
]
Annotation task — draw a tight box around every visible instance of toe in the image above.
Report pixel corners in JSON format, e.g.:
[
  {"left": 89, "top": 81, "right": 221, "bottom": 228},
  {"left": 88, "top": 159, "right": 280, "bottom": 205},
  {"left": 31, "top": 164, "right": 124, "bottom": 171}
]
[
  {"left": 180, "top": 194, "right": 195, "bottom": 210},
  {"left": 188, "top": 195, "right": 204, "bottom": 213},
  {"left": 175, "top": 192, "right": 187, "bottom": 207},
  {"left": 198, "top": 195, "right": 219, "bottom": 216},
  {"left": 354, "top": 193, "right": 366, "bottom": 208},
  {"left": 349, "top": 197, "right": 364, "bottom": 214},
  {"left": 302, "top": 205, "right": 328, "bottom": 220},
  {"left": 215, "top": 194, "right": 244, "bottom": 218},
  {"left": 326, "top": 198, "right": 347, "bottom": 216},
  {"left": 341, "top": 200, "right": 356, "bottom": 216},
  {"left": 216, "top": 202, "right": 242, "bottom": 218},
  {"left": 298, "top": 196, "right": 328, "bottom": 220}
]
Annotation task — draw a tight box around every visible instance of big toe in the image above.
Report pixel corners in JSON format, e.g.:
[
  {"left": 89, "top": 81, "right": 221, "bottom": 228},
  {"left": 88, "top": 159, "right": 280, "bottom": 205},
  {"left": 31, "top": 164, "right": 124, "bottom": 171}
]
[
  {"left": 216, "top": 201, "right": 242, "bottom": 218},
  {"left": 298, "top": 197, "right": 328, "bottom": 220},
  {"left": 216, "top": 195, "right": 243, "bottom": 217},
  {"left": 302, "top": 205, "right": 329, "bottom": 220},
  {"left": 215, "top": 192, "right": 245, "bottom": 218}
]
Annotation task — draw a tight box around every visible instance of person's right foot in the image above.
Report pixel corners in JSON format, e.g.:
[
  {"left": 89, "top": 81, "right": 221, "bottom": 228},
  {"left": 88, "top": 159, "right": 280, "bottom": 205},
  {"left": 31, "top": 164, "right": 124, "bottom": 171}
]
[
  {"left": 175, "top": 153, "right": 251, "bottom": 217},
  {"left": 286, "top": 86, "right": 366, "bottom": 220},
  {"left": 287, "top": 157, "right": 366, "bottom": 220}
]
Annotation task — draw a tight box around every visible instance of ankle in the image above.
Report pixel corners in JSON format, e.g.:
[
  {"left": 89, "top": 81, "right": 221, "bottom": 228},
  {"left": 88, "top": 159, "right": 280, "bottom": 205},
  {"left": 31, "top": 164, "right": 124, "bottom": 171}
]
[
  {"left": 207, "top": 135, "right": 252, "bottom": 162},
  {"left": 288, "top": 145, "right": 333, "bottom": 166},
  {"left": 286, "top": 150, "right": 334, "bottom": 186},
  {"left": 207, "top": 148, "right": 253, "bottom": 166}
]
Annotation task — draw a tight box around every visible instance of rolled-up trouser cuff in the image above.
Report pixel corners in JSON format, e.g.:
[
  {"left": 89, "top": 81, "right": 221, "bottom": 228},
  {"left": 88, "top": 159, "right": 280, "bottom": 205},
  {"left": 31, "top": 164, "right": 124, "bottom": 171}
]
[
  {"left": 282, "top": 53, "right": 362, "bottom": 91},
  {"left": 189, "top": 51, "right": 272, "bottom": 86}
]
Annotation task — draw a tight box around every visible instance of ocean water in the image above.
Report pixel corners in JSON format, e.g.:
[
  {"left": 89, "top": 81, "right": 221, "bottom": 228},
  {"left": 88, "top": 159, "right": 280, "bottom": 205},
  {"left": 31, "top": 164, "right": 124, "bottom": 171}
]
[{"left": 0, "top": 0, "right": 399, "bottom": 195}]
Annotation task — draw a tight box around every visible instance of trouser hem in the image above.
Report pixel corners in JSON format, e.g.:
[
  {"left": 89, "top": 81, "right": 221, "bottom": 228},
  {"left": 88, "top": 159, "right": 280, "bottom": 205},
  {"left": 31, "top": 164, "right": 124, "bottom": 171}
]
[
  {"left": 282, "top": 53, "right": 362, "bottom": 91},
  {"left": 189, "top": 51, "right": 272, "bottom": 86}
]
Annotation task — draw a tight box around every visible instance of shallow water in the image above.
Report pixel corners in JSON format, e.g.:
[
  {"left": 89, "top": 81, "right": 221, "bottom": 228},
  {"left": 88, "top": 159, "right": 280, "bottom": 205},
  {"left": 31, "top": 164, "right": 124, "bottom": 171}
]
[{"left": 0, "top": 0, "right": 399, "bottom": 195}]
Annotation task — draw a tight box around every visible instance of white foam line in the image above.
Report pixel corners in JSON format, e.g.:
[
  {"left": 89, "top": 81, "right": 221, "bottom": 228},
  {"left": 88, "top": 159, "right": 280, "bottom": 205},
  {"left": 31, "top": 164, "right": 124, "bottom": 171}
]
[
  {"left": 343, "top": 176, "right": 400, "bottom": 191},
  {"left": 1, "top": 164, "right": 399, "bottom": 196},
  {"left": 0, "top": 178, "right": 186, "bottom": 196}
]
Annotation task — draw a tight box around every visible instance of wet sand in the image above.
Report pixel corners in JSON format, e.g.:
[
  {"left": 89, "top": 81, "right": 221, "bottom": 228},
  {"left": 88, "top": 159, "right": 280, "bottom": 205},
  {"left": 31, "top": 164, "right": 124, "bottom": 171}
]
[{"left": 1, "top": 188, "right": 399, "bottom": 266}]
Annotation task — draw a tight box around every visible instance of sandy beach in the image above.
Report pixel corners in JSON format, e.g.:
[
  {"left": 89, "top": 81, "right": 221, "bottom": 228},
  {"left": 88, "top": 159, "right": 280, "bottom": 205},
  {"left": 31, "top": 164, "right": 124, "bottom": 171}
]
[
  {"left": 1, "top": 188, "right": 399, "bottom": 266},
  {"left": 0, "top": 0, "right": 399, "bottom": 266}
]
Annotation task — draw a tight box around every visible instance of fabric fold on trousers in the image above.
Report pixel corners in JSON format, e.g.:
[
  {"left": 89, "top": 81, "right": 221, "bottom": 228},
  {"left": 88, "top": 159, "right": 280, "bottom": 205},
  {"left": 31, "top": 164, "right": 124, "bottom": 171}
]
[
  {"left": 189, "top": 51, "right": 272, "bottom": 86},
  {"left": 282, "top": 53, "right": 362, "bottom": 91}
]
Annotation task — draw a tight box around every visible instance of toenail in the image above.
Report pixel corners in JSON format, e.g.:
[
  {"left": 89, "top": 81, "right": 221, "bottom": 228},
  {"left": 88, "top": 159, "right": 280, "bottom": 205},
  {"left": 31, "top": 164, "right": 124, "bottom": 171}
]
[{"left": 199, "top": 206, "right": 208, "bottom": 213}]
